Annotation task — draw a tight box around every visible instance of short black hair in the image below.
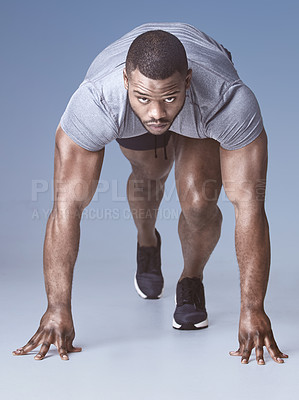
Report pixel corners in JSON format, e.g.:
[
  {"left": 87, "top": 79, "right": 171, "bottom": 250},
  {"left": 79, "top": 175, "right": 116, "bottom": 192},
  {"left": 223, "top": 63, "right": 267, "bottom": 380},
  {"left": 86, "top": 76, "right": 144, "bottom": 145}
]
[{"left": 126, "top": 30, "right": 188, "bottom": 80}]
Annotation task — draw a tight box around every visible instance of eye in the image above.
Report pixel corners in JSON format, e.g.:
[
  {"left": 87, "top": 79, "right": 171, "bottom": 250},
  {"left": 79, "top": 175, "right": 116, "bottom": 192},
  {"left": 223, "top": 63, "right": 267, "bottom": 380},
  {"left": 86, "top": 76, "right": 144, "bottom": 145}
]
[
  {"left": 138, "top": 97, "right": 150, "bottom": 104},
  {"left": 164, "top": 97, "right": 175, "bottom": 103}
]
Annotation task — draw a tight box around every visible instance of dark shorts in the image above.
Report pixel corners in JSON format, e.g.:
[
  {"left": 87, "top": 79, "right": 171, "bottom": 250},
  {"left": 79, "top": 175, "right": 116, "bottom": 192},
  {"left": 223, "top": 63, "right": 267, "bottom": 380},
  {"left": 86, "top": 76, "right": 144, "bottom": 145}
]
[{"left": 116, "top": 130, "right": 172, "bottom": 151}]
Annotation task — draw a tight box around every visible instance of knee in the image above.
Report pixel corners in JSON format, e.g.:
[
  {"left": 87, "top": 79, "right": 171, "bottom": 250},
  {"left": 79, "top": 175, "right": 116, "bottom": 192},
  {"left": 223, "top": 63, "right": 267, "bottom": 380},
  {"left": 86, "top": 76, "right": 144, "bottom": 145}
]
[
  {"left": 128, "top": 170, "right": 168, "bottom": 201},
  {"left": 182, "top": 199, "right": 222, "bottom": 227},
  {"left": 224, "top": 180, "right": 266, "bottom": 211},
  {"left": 51, "top": 199, "right": 85, "bottom": 222},
  {"left": 230, "top": 189, "right": 266, "bottom": 221},
  {"left": 233, "top": 201, "right": 266, "bottom": 224}
]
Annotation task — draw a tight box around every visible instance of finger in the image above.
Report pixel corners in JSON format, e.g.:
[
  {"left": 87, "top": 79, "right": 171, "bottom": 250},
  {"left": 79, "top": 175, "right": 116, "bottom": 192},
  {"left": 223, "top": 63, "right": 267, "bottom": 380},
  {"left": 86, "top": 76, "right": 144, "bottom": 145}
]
[
  {"left": 57, "top": 337, "right": 69, "bottom": 360},
  {"left": 34, "top": 342, "right": 51, "bottom": 360},
  {"left": 241, "top": 342, "right": 253, "bottom": 364},
  {"left": 229, "top": 344, "right": 243, "bottom": 357},
  {"left": 59, "top": 350, "right": 69, "bottom": 361},
  {"left": 274, "top": 350, "right": 288, "bottom": 359},
  {"left": 68, "top": 345, "right": 82, "bottom": 353},
  {"left": 275, "top": 349, "right": 288, "bottom": 358},
  {"left": 13, "top": 331, "right": 43, "bottom": 355},
  {"left": 229, "top": 349, "right": 242, "bottom": 356},
  {"left": 265, "top": 336, "right": 285, "bottom": 363},
  {"left": 255, "top": 344, "right": 265, "bottom": 365},
  {"left": 279, "top": 353, "right": 289, "bottom": 358},
  {"left": 66, "top": 334, "right": 82, "bottom": 353}
]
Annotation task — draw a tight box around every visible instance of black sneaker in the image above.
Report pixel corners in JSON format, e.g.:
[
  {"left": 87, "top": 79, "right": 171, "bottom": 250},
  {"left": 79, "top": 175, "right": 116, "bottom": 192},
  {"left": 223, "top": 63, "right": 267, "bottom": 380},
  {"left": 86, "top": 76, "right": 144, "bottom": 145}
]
[
  {"left": 134, "top": 229, "right": 164, "bottom": 299},
  {"left": 173, "top": 277, "right": 208, "bottom": 330}
]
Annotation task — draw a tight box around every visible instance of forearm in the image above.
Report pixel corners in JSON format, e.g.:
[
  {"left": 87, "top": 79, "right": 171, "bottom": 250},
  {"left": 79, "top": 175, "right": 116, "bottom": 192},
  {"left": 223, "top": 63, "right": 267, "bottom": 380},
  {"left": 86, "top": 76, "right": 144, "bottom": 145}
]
[
  {"left": 221, "top": 131, "right": 287, "bottom": 363},
  {"left": 43, "top": 207, "right": 81, "bottom": 312},
  {"left": 235, "top": 207, "right": 270, "bottom": 312},
  {"left": 12, "top": 129, "right": 104, "bottom": 360}
]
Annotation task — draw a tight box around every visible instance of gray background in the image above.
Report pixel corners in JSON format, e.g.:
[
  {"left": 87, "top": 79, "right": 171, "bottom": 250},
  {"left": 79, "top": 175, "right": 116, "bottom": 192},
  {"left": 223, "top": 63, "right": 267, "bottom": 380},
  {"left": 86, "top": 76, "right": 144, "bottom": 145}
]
[{"left": 1, "top": 0, "right": 298, "bottom": 399}]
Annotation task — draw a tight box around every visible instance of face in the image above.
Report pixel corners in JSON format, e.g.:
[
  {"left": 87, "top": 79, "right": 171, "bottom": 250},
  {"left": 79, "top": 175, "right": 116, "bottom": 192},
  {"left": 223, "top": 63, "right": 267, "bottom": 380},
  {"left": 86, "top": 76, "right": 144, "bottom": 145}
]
[{"left": 123, "top": 67, "right": 192, "bottom": 135}]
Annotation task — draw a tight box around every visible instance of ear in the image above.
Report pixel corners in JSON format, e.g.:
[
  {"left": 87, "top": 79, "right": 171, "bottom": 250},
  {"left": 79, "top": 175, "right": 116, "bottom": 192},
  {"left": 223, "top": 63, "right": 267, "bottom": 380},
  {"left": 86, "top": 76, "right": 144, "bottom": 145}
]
[
  {"left": 185, "top": 69, "right": 192, "bottom": 89},
  {"left": 123, "top": 68, "right": 129, "bottom": 90}
]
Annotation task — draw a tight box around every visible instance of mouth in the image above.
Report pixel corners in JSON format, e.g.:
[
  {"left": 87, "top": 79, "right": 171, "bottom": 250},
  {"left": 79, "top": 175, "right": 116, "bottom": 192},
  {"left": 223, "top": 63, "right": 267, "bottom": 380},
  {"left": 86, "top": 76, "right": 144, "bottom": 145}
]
[{"left": 146, "top": 123, "right": 169, "bottom": 133}]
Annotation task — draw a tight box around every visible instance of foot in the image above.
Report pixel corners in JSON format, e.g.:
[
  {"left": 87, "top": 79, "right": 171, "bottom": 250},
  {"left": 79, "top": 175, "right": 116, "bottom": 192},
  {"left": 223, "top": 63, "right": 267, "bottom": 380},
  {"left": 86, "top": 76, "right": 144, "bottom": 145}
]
[
  {"left": 173, "top": 277, "right": 208, "bottom": 330},
  {"left": 134, "top": 229, "right": 164, "bottom": 299}
]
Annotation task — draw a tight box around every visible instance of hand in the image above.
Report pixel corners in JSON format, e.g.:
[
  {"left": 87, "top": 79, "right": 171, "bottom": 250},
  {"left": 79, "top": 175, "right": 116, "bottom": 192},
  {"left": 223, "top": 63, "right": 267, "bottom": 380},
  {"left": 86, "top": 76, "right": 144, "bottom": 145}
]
[
  {"left": 12, "top": 308, "right": 82, "bottom": 360},
  {"left": 230, "top": 309, "right": 288, "bottom": 365}
]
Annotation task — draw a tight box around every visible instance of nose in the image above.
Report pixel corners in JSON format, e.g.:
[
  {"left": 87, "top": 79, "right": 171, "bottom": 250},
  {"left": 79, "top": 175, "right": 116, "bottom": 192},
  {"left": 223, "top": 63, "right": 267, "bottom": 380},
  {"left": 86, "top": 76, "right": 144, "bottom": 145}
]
[{"left": 148, "top": 102, "right": 166, "bottom": 121}]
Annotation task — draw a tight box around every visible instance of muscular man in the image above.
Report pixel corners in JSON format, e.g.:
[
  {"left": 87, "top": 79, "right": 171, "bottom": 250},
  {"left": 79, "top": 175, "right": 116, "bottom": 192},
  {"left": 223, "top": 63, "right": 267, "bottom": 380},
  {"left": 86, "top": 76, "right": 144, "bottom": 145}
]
[{"left": 13, "top": 23, "right": 288, "bottom": 364}]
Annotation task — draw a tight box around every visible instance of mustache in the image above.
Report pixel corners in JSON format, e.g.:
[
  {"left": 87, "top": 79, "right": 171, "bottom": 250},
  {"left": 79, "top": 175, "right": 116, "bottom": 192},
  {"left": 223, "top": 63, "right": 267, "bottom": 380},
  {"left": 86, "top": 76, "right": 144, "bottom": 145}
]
[{"left": 145, "top": 119, "right": 170, "bottom": 125}]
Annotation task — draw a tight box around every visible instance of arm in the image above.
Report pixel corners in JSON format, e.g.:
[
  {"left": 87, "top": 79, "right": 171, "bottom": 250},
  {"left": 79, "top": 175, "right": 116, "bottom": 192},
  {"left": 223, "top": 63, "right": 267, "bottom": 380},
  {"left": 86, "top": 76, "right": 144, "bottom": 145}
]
[
  {"left": 220, "top": 128, "right": 288, "bottom": 365},
  {"left": 13, "top": 125, "right": 105, "bottom": 360}
]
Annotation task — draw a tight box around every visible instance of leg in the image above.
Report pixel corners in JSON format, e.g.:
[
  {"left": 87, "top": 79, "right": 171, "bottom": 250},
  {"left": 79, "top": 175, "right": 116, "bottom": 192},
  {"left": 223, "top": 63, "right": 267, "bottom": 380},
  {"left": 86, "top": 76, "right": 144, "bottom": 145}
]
[
  {"left": 220, "top": 128, "right": 287, "bottom": 364},
  {"left": 174, "top": 135, "right": 222, "bottom": 280},
  {"left": 119, "top": 136, "right": 175, "bottom": 246},
  {"left": 119, "top": 136, "right": 175, "bottom": 298},
  {"left": 172, "top": 135, "right": 222, "bottom": 330}
]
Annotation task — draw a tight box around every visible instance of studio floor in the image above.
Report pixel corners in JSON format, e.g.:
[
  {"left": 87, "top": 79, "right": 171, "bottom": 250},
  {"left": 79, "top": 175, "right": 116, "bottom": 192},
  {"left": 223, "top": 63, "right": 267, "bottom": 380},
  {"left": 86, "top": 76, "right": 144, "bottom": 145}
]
[{"left": 1, "top": 213, "right": 298, "bottom": 400}]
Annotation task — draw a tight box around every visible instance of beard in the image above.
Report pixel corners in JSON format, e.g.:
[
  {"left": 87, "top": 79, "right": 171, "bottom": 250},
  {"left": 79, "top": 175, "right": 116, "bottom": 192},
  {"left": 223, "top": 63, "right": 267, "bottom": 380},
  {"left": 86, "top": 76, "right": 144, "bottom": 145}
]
[{"left": 129, "top": 97, "right": 186, "bottom": 135}]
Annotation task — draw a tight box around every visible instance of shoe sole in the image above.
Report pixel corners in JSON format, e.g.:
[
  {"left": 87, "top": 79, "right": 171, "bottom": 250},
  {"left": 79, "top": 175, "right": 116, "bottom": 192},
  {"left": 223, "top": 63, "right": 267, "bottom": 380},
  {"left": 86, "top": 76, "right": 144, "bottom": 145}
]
[
  {"left": 134, "top": 274, "right": 163, "bottom": 299},
  {"left": 172, "top": 317, "right": 209, "bottom": 330}
]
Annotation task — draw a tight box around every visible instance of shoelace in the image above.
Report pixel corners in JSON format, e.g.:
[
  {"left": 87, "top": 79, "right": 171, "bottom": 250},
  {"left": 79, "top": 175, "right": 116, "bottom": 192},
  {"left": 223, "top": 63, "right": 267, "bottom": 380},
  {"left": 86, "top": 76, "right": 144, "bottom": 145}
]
[{"left": 179, "top": 279, "right": 203, "bottom": 309}]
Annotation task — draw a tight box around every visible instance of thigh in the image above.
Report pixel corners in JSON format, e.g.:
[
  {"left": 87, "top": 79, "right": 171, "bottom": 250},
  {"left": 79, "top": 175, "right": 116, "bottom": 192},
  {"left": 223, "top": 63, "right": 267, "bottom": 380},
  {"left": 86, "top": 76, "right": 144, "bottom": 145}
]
[
  {"left": 173, "top": 134, "right": 222, "bottom": 207},
  {"left": 119, "top": 134, "right": 175, "bottom": 180}
]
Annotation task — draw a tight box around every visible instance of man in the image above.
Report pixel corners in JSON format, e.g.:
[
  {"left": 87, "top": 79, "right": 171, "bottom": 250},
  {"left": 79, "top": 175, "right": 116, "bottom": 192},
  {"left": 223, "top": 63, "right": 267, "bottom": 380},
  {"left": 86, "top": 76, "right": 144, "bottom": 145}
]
[{"left": 13, "top": 22, "right": 287, "bottom": 364}]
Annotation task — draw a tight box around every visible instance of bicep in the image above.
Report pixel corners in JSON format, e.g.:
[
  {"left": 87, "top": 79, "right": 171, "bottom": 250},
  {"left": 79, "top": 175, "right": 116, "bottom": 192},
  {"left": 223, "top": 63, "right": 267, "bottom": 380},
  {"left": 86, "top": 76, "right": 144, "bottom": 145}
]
[
  {"left": 54, "top": 125, "right": 105, "bottom": 208},
  {"left": 220, "top": 128, "right": 268, "bottom": 206}
]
